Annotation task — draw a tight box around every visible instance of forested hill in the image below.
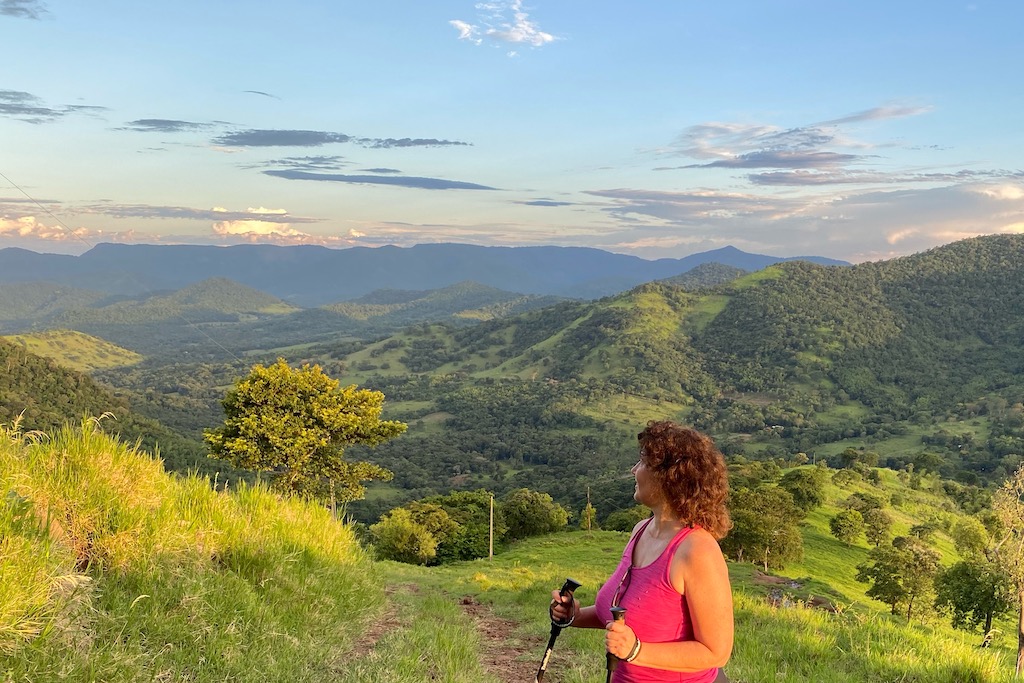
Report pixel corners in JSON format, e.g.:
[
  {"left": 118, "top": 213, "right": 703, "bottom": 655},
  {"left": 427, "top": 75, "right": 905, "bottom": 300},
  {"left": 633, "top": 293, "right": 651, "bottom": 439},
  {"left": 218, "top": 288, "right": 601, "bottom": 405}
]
[
  {"left": 695, "top": 234, "right": 1024, "bottom": 407},
  {"left": 0, "top": 339, "right": 229, "bottom": 476},
  {"left": 322, "top": 234, "right": 1024, "bottom": 518}
]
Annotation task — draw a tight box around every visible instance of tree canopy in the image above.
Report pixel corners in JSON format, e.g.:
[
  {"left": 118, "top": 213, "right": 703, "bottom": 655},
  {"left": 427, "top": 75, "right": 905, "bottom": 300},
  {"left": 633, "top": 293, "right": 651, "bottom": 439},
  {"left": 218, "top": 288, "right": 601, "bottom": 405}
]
[{"left": 204, "top": 359, "right": 405, "bottom": 499}]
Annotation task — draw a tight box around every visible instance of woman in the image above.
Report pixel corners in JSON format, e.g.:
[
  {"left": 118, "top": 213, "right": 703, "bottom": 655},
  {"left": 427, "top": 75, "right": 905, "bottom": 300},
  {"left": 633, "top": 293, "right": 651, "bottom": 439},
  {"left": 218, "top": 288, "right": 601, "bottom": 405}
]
[{"left": 550, "top": 421, "right": 733, "bottom": 682}]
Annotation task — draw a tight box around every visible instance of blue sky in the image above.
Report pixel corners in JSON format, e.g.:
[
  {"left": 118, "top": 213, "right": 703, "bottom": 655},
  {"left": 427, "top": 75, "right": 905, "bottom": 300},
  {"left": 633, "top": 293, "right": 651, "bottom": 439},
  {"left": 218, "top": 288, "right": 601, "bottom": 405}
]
[{"left": 2, "top": 0, "right": 1022, "bottom": 261}]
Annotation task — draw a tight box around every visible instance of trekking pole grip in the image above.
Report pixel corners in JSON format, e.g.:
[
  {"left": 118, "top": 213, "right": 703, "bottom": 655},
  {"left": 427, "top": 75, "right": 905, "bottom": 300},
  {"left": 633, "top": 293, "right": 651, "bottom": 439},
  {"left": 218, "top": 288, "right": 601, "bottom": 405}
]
[{"left": 606, "top": 607, "right": 627, "bottom": 683}]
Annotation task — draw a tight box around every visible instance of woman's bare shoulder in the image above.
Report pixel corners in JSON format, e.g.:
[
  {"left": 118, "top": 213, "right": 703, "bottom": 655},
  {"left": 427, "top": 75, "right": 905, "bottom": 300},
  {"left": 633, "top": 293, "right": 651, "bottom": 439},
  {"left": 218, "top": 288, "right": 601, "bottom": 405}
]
[{"left": 677, "top": 527, "right": 726, "bottom": 564}]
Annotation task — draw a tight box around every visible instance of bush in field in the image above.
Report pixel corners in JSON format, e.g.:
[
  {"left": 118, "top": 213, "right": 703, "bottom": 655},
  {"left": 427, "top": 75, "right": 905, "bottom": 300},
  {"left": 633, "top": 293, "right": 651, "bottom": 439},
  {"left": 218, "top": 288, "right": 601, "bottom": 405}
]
[
  {"left": 857, "top": 536, "right": 940, "bottom": 622},
  {"left": 422, "top": 489, "right": 506, "bottom": 562},
  {"left": 405, "top": 501, "right": 459, "bottom": 549},
  {"left": 578, "top": 502, "right": 600, "bottom": 531},
  {"left": 370, "top": 508, "right": 438, "bottom": 565},
  {"left": 499, "top": 489, "right": 568, "bottom": 540},
  {"left": 604, "top": 505, "right": 651, "bottom": 532}
]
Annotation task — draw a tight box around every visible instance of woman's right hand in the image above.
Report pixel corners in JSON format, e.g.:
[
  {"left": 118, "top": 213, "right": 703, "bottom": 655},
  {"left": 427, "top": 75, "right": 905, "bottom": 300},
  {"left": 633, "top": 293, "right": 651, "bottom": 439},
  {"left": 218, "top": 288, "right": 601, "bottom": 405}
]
[{"left": 549, "top": 590, "right": 578, "bottom": 624}]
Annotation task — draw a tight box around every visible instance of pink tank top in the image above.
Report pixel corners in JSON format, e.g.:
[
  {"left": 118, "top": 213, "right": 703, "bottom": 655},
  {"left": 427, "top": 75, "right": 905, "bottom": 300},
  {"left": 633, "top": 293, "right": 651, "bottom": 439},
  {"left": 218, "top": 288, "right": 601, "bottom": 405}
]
[{"left": 593, "top": 519, "right": 718, "bottom": 683}]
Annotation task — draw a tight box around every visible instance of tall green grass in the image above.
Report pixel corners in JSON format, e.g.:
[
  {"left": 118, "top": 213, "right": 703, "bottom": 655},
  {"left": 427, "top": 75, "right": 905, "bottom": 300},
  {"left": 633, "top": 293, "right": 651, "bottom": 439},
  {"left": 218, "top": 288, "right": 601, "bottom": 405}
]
[{"left": 0, "top": 418, "right": 380, "bottom": 681}]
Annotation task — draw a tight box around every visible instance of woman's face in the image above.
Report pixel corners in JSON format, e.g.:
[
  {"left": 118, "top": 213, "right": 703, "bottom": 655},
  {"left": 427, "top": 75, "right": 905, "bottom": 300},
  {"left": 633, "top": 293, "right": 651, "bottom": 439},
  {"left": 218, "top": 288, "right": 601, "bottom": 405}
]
[{"left": 631, "top": 456, "right": 662, "bottom": 507}]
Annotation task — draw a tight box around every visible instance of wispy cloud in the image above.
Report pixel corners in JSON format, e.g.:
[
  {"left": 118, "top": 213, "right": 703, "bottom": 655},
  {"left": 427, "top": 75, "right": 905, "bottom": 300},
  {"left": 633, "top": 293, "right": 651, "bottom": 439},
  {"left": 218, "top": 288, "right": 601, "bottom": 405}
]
[
  {"left": 451, "top": 0, "right": 557, "bottom": 50},
  {"left": 586, "top": 180, "right": 1024, "bottom": 262},
  {"left": 212, "top": 128, "right": 471, "bottom": 148},
  {"left": 264, "top": 169, "right": 497, "bottom": 190},
  {"left": 118, "top": 118, "right": 214, "bottom": 133},
  {"left": 245, "top": 155, "right": 349, "bottom": 171},
  {"left": 658, "top": 105, "right": 944, "bottom": 184},
  {"left": 243, "top": 90, "right": 280, "bottom": 99},
  {"left": 1, "top": 0, "right": 46, "bottom": 19},
  {"left": 749, "top": 168, "right": 1024, "bottom": 186},
  {"left": 817, "top": 104, "right": 932, "bottom": 126},
  {"left": 519, "top": 199, "right": 573, "bottom": 207},
  {"left": 684, "top": 151, "right": 862, "bottom": 170},
  {"left": 0, "top": 90, "right": 105, "bottom": 123},
  {"left": 360, "top": 168, "right": 402, "bottom": 174},
  {"left": 78, "top": 203, "right": 322, "bottom": 224},
  {"left": 361, "top": 137, "right": 470, "bottom": 149},
  {"left": 213, "top": 129, "right": 353, "bottom": 147}
]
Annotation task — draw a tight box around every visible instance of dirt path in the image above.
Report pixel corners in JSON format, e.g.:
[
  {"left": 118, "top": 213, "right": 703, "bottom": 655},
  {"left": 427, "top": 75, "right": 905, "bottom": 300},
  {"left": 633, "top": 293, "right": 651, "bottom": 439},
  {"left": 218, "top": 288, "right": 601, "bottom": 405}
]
[{"left": 459, "top": 595, "right": 549, "bottom": 683}]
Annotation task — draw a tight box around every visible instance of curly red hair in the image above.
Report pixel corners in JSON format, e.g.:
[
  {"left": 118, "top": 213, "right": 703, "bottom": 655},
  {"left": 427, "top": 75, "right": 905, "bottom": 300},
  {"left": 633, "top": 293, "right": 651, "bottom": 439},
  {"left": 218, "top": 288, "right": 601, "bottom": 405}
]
[{"left": 638, "top": 421, "right": 731, "bottom": 539}]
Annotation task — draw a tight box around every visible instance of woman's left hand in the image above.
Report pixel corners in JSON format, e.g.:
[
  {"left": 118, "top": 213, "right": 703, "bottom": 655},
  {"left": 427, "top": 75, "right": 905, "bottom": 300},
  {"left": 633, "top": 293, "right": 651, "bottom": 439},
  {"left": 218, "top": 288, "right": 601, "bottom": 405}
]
[{"left": 605, "top": 619, "right": 638, "bottom": 659}]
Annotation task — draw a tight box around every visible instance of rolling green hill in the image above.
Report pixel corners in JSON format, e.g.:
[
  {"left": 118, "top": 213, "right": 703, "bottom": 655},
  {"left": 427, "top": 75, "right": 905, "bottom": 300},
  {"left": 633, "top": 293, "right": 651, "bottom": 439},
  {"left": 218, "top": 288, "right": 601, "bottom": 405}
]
[
  {"left": 2, "top": 329, "right": 143, "bottom": 372},
  {"left": 306, "top": 235, "right": 1024, "bottom": 519},
  {"left": 50, "top": 277, "right": 299, "bottom": 326},
  {"left": 0, "top": 338, "right": 240, "bottom": 478},
  {"left": 83, "top": 234, "right": 1024, "bottom": 525},
  {"left": 0, "top": 282, "right": 108, "bottom": 329},
  {"left": 326, "top": 280, "right": 566, "bottom": 323}
]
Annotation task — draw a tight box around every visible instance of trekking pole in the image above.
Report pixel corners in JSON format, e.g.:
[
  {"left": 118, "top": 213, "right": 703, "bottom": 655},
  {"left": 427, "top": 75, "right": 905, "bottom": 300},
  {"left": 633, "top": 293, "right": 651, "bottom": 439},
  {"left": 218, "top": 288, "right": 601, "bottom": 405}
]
[
  {"left": 606, "top": 607, "right": 626, "bottom": 683},
  {"left": 534, "top": 577, "right": 582, "bottom": 683}
]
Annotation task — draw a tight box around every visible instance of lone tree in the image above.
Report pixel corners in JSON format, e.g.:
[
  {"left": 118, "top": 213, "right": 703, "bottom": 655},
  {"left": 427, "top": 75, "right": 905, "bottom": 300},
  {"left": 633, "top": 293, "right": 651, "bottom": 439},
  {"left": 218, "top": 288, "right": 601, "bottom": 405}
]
[
  {"left": 856, "top": 535, "right": 940, "bottom": 623},
  {"left": 779, "top": 467, "right": 828, "bottom": 513},
  {"left": 992, "top": 464, "right": 1024, "bottom": 675},
  {"left": 723, "top": 485, "right": 804, "bottom": 571},
  {"left": 205, "top": 359, "right": 406, "bottom": 499},
  {"left": 830, "top": 509, "right": 864, "bottom": 545},
  {"left": 863, "top": 508, "right": 894, "bottom": 547}
]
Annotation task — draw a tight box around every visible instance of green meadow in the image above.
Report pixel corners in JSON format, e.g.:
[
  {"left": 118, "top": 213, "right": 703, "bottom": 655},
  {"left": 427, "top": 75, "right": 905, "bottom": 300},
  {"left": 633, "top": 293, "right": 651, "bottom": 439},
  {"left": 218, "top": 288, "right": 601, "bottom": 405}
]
[{"left": 2, "top": 421, "right": 1019, "bottom": 682}]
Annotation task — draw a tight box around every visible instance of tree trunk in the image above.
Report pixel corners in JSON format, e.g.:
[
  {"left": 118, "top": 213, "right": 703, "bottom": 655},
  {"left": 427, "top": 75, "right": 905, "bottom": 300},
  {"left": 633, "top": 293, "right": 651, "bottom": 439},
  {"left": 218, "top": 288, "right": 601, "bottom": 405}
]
[
  {"left": 906, "top": 594, "right": 914, "bottom": 623},
  {"left": 1017, "top": 596, "right": 1024, "bottom": 677}
]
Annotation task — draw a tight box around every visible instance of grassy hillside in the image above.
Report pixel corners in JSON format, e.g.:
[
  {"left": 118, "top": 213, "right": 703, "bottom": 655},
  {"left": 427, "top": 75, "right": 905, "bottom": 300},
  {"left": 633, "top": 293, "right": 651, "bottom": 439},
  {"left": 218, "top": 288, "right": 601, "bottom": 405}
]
[
  {"left": 3, "top": 420, "right": 1015, "bottom": 682},
  {"left": 2, "top": 329, "right": 143, "bottom": 372},
  {"left": 0, "top": 420, "right": 386, "bottom": 682},
  {"left": 370, "top": 466, "right": 1016, "bottom": 683},
  {"left": 325, "top": 280, "right": 567, "bottom": 326}
]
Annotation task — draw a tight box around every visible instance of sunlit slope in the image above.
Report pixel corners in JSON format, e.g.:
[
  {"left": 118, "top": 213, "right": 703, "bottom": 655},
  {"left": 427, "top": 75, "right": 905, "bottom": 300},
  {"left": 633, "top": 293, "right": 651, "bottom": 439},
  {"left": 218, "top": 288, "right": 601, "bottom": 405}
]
[
  {"left": 371, "top": 466, "right": 1012, "bottom": 683},
  {"left": 333, "top": 284, "right": 721, "bottom": 401},
  {"left": 0, "top": 421, "right": 379, "bottom": 682},
  {"left": 324, "top": 280, "right": 566, "bottom": 325},
  {"left": 693, "top": 234, "right": 1024, "bottom": 403},
  {"left": 2, "top": 329, "right": 143, "bottom": 372}
]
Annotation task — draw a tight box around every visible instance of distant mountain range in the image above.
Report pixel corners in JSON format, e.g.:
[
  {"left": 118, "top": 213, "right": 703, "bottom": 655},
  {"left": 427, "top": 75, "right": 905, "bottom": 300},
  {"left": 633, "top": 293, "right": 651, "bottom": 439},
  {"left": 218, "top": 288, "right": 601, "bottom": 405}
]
[{"left": 0, "top": 243, "right": 848, "bottom": 306}]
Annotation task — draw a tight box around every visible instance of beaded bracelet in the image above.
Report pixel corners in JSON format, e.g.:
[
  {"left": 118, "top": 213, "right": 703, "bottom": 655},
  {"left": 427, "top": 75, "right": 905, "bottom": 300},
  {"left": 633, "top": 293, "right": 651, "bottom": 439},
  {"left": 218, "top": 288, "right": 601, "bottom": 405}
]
[{"left": 624, "top": 637, "right": 642, "bottom": 662}]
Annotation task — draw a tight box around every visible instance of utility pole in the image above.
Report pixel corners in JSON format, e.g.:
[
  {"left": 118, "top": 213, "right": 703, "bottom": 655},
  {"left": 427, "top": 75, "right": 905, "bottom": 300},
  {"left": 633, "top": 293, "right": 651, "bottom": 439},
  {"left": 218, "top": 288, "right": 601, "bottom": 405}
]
[
  {"left": 587, "top": 486, "right": 592, "bottom": 534},
  {"left": 489, "top": 493, "right": 494, "bottom": 560}
]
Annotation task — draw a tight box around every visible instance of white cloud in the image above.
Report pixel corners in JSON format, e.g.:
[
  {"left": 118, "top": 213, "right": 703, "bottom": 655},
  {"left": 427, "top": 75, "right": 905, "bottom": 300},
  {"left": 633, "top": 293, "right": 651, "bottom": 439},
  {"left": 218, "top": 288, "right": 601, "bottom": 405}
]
[
  {"left": 451, "top": 1, "right": 556, "bottom": 51},
  {"left": 450, "top": 19, "right": 482, "bottom": 44},
  {"left": 212, "top": 220, "right": 304, "bottom": 237},
  {"left": 1, "top": 215, "right": 89, "bottom": 241},
  {"left": 586, "top": 180, "right": 1024, "bottom": 262}
]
